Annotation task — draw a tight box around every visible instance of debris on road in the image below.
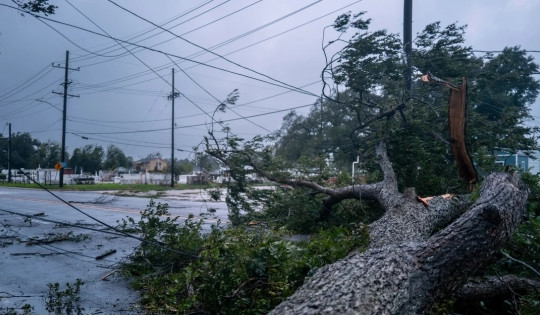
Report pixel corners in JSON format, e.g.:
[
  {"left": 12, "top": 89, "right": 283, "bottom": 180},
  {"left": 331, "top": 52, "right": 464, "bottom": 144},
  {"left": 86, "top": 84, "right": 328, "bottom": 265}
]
[{"left": 95, "top": 249, "right": 117, "bottom": 260}]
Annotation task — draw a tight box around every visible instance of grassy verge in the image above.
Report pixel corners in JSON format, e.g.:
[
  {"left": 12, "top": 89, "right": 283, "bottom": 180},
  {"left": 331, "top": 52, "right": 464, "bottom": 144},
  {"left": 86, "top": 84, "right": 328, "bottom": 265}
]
[{"left": 0, "top": 182, "right": 213, "bottom": 191}]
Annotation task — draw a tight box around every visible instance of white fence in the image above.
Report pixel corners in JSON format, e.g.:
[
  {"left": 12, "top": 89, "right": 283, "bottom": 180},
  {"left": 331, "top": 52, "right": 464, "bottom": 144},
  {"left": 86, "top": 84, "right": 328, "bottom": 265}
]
[{"left": 1, "top": 169, "right": 173, "bottom": 185}]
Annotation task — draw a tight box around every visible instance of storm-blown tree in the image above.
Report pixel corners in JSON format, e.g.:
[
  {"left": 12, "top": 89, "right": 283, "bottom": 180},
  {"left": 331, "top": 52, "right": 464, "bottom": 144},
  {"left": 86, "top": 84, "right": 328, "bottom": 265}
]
[
  {"left": 275, "top": 19, "right": 539, "bottom": 196},
  {"left": 14, "top": 0, "right": 56, "bottom": 15},
  {"left": 0, "top": 132, "right": 39, "bottom": 169},
  {"left": 204, "top": 12, "right": 539, "bottom": 314},
  {"left": 34, "top": 140, "right": 62, "bottom": 168},
  {"left": 103, "top": 144, "right": 131, "bottom": 170},
  {"left": 69, "top": 144, "right": 104, "bottom": 174}
]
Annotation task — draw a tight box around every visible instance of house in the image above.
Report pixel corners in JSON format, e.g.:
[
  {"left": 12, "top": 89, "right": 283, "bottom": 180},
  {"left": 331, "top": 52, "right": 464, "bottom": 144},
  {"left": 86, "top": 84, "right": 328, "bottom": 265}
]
[
  {"left": 134, "top": 158, "right": 168, "bottom": 172},
  {"left": 493, "top": 150, "right": 540, "bottom": 173}
]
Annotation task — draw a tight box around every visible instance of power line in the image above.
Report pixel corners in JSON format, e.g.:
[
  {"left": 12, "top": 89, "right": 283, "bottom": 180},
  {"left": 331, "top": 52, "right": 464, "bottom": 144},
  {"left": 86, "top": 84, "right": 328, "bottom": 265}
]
[
  {"left": 107, "top": 0, "right": 319, "bottom": 97},
  {"left": 1, "top": 3, "right": 319, "bottom": 96},
  {"left": 71, "top": 102, "right": 314, "bottom": 135},
  {"left": 69, "top": 132, "right": 170, "bottom": 149},
  {"left": 0, "top": 64, "right": 53, "bottom": 101},
  {"left": 62, "top": 0, "right": 174, "bottom": 96},
  {"left": 71, "top": 0, "right": 352, "bottom": 92},
  {"left": 167, "top": 56, "right": 271, "bottom": 132},
  {"left": 1, "top": 1, "right": 321, "bottom": 139},
  {"left": 472, "top": 50, "right": 540, "bottom": 53},
  {"left": 0, "top": 151, "right": 199, "bottom": 259},
  {"left": 0, "top": 207, "right": 127, "bottom": 238},
  {"left": 0, "top": 220, "right": 117, "bottom": 264},
  {"left": 70, "top": 0, "right": 225, "bottom": 63},
  {"left": 64, "top": 84, "right": 314, "bottom": 124},
  {"left": 58, "top": 1, "right": 357, "bottom": 101},
  {"left": 71, "top": 0, "right": 263, "bottom": 69},
  {"left": 186, "top": 0, "right": 364, "bottom": 72}
]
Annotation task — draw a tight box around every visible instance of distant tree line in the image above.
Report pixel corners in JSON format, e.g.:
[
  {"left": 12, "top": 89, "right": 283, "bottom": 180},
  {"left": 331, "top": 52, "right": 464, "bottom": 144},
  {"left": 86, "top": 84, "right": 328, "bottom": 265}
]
[{"left": 0, "top": 133, "right": 210, "bottom": 175}]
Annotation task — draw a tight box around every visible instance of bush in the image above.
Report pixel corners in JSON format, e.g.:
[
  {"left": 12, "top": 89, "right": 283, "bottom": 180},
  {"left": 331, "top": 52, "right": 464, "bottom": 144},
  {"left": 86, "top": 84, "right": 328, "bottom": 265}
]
[{"left": 120, "top": 201, "right": 369, "bottom": 314}]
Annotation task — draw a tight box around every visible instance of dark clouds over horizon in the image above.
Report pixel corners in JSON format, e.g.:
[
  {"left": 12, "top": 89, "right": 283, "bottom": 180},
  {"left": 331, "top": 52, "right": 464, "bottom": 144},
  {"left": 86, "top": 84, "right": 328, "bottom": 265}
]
[{"left": 1, "top": 0, "right": 539, "bottom": 162}]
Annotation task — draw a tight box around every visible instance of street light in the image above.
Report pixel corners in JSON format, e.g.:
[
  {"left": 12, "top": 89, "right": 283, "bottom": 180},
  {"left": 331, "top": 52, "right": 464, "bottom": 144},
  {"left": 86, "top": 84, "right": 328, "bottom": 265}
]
[{"left": 36, "top": 99, "right": 62, "bottom": 112}]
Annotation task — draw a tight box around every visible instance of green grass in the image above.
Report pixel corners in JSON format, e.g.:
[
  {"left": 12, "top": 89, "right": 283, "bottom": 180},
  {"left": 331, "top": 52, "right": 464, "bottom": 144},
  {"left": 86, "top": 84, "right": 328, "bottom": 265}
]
[{"left": 0, "top": 182, "right": 213, "bottom": 191}]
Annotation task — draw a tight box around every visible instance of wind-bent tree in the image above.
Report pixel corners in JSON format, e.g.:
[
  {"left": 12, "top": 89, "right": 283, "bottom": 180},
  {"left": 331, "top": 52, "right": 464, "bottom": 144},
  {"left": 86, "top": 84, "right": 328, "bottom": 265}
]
[
  {"left": 69, "top": 144, "right": 104, "bottom": 174},
  {"left": 14, "top": 0, "right": 56, "bottom": 15},
  {"left": 103, "top": 144, "right": 130, "bottom": 170},
  {"left": 0, "top": 132, "right": 40, "bottom": 169},
  {"left": 34, "top": 140, "right": 62, "bottom": 168},
  {"left": 204, "top": 12, "right": 539, "bottom": 314}
]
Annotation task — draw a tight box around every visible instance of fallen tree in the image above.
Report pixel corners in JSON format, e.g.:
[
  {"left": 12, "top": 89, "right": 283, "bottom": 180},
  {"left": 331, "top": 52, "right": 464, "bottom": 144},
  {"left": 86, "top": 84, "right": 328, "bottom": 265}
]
[
  {"left": 200, "top": 14, "right": 538, "bottom": 313},
  {"left": 204, "top": 132, "right": 531, "bottom": 313},
  {"left": 267, "top": 141, "right": 529, "bottom": 314}
]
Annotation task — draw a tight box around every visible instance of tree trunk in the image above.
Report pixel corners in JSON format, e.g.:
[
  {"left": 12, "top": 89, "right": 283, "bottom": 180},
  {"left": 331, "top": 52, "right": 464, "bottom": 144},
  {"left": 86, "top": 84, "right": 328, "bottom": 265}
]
[
  {"left": 454, "top": 275, "right": 540, "bottom": 310},
  {"left": 270, "top": 172, "right": 528, "bottom": 314}
]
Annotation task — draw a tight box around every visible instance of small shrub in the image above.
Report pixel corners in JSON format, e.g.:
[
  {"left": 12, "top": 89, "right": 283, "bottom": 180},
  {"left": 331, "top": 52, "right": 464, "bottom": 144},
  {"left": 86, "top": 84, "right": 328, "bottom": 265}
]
[
  {"left": 121, "top": 201, "right": 369, "bottom": 314},
  {"left": 45, "top": 279, "right": 84, "bottom": 315}
]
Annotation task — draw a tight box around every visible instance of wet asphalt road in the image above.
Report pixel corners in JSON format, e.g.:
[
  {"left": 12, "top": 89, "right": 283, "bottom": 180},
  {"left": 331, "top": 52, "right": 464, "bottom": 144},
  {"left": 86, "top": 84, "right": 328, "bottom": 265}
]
[{"left": 0, "top": 186, "right": 228, "bottom": 314}]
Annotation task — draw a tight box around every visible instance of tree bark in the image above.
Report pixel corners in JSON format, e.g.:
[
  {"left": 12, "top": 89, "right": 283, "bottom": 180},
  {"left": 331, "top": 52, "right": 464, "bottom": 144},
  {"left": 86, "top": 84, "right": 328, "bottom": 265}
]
[
  {"left": 206, "top": 131, "right": 530, "bottom": 313},
  {"left": 270, "top": 172, "right": 528, "bottom": 314},
  {"left": 454, "top": 275, "right": 540, "bottom": 309}
]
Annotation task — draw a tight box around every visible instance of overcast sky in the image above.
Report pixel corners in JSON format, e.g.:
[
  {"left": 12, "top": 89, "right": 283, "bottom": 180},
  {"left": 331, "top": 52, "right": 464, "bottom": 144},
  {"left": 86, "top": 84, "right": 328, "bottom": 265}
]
[{"left": 1, "top": 0, "right": 539, "bottom": 163}]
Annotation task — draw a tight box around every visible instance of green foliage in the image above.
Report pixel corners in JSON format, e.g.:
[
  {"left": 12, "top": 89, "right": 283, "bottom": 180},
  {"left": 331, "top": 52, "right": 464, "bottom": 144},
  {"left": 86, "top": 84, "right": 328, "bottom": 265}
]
[
  {"left": 259, "top": 184, "right": 383, "bottom": 234},
  {"left": 45, "top": 279, "right": 84, "bottom": 315},
  {"left": 505, "top": 217, "right": 540, "bottom": 277},
  {"left": 69, "top": 144, "right": 104, "bottom": 174},
  {"left": 163, "top": 158, "right": 195, "bottom": 175},
  {"left": 34, "top": 140, "right": 61, "bottom": 169},
  {"left": 273, "top": 16, "right": 539, "bottom": 198},
  {"left": 262, "top": 187, "right": 324, "bottom": 233},
  {"left": 16, "top": 0, "right": 56, "bottom": 15},
  {"left": 121, "top": 201, "right": 369, "bottom": 314},
  {"left": 208, "top": 188, "right": 222, "bottom": 201},
  {"left": 118, "top": 200, "right": 202, "bottom": 277},
  {"left": 103, "top": 144, "right": 131, "bottom": 170},
  {"left": 521, "top": 171, "right": 540, "bottom": 217},
  {"left": 0, "top": 303, "right": 35, "bottom": 315},
  {"left": 0, "top": 132, "right": 40, "bottom": 169}
]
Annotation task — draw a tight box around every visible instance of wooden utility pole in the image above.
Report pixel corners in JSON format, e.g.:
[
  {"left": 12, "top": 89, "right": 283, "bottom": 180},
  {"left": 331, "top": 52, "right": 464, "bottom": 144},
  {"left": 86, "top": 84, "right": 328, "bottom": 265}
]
[
  {"left": 168, "top": 68, "right": 180, "bottom": 188},
  {"left": 7, "top": 123, "right": 11, "bottom": 183},
  {"left": 404, "top": 0, "right": 413, "bottom": 91},
  {"left": 53, "top": 50, "right": 79, "bottom": 187}
]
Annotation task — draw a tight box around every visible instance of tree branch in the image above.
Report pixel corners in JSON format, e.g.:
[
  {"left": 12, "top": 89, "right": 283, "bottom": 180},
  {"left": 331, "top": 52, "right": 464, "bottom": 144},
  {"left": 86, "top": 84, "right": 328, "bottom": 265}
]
[
  {"left": 454, "top": 275, "right": 540, "bottom": 308},
  {"left": 270, "top": 172, "right": 528, "bottom": 314}
]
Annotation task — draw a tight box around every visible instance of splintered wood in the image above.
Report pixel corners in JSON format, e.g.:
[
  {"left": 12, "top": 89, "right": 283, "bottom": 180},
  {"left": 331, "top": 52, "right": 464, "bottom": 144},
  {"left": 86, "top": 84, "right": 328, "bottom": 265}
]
[{"left": 417, "top": 193, "right": 454, "bottom": 206}]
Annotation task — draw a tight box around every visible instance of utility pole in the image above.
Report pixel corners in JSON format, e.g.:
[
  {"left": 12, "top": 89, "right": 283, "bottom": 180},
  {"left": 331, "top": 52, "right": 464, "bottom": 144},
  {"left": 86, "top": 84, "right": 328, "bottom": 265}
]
[
  {"left": 404, "top": 0, "right": 413, "bottom": 91},
  {"left": 168, "top": 68, "right": 180, "bottom": 188},
  {"left": 7, "top": 123, "right": 11, "bottom": 183},
  {"left": 53, "top": 50, "right": 79, "bottom": 187}
]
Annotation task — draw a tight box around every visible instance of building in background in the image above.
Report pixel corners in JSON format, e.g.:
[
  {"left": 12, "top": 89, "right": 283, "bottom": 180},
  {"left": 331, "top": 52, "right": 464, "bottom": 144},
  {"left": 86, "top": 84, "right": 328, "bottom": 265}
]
[
  {"left": 134, "top": 158, "right": 168, "bottom": 172},
  {"left": 493, "top": 150, "right": 540, "bottom": 174}
]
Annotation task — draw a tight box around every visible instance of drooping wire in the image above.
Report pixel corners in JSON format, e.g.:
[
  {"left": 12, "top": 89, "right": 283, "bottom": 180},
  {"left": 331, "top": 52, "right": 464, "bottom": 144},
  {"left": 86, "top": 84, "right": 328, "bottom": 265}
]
[
  {"left": 0, "top": 3, "right": 316, "bottom": 96},
  {"left": 75, "top": 0, "right": 359, "bottom": 93},
  {"left": 107, "top": 0, "right": 320, "bottom": 98},
  {"left": 70, "top": 102, "right": 314, "bottom": 136},
  {"left": 0, "top": 220, "right": 118, "bottom": 264},
  {"left": 0, "top": 151, "right": 199, "bottom": 259},
  {"left": 70, "top": 0, "right": 220, "bottom": 62},
  {"left": 0, "top": 64, "right": 53, "bottom": 101},
  {"left": 166, "top": 55, "right": 271, "bottom": 132}
]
